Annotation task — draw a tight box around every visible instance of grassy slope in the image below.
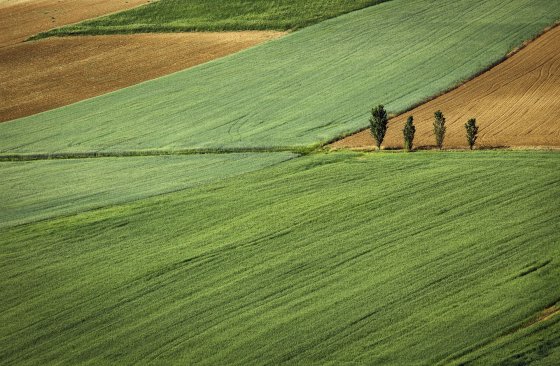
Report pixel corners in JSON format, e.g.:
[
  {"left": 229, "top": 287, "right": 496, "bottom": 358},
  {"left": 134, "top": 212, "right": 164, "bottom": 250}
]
[
  {"left": 0, "top": 153, "right": 295, "bottom": 228},
  {"left": 1, "top": 151, "right": 559, "bottom": 364},
  {"left": 3, "top": 0, "right": 559, "bottom": 153},
  {"left": 34, "top": 0, "right": 389, "bottom": 37}
]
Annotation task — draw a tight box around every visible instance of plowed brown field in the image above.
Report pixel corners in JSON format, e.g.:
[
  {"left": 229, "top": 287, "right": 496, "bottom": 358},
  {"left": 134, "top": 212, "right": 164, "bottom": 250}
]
[
  {"left": 0, "top": 32, "right": 284, "bottom": 122},
  {"left": 332, "top": 26, "right": 560, "bottom": 149},
  {"left": 0, "top": 0, "right": 150, "bottom": 47}
]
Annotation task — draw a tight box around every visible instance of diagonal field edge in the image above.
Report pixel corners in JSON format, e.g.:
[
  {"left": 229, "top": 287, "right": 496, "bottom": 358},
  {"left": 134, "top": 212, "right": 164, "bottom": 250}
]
[
  {"left": 0, "top": 145, "right": 316, "bottom": 161},
  {"left": 1, "top": 0, "right": 559, "bottom": 154}
]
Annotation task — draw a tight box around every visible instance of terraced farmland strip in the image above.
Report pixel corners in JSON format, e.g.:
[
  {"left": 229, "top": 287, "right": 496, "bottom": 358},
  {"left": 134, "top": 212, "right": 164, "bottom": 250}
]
[
  {"left": 0, "top": 152, "right": 295, "bottom": 228},
  {"left": 0, "top": 0, "right": 149, "bottom": 47},
  {"left": 34, "top": 0, "right": 390, "bottom": 37},
  {"left": 0, "top": 32, "right": 284, "bottom": 122},
  {"left": 1, "top": 151, "right": 559, "bottom": 364},
  {"left": 332, "top": 25, "right": 560, "bottom": 149},
  {"left": 1, "top": 0, "right": 558, "bottom": 154}
]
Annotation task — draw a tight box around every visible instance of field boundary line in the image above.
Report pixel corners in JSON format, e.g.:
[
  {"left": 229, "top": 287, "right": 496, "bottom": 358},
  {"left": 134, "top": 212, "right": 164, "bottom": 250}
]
[
  {"left": 3, "top": 144, "right": 560, "bottom": 162},
  {"left": 0, "top": 146, "right": 317, "bottom": 162},
  {"left": 325, "top": 21, "right": 560, "bottom": 148}
]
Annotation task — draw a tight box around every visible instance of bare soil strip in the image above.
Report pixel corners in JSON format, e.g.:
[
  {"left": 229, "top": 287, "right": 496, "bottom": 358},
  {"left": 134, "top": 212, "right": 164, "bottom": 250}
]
[
  {"left": 524, "top": 305, "right": 560, "bottom": 328},
  {"left": 331, "top": 26, "right": 560, "bottom": 149},
  {"left": 0, "top": 32, "right": 284, "bottom": 122},
  {"left": 0, "top": 0, "right": 150, "bottom": 47}
]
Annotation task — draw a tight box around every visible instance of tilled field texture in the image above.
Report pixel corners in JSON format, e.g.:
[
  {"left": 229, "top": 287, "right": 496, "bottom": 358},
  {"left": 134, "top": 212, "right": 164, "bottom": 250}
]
[{"left": 331, "top": 26, "right": 560, "bottom": 149}]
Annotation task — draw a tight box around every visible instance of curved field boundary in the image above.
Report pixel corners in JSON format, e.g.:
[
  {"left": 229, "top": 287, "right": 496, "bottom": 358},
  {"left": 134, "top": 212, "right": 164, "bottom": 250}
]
[
  {"left": 0, "top": 32, "right": 284, "bottom": 123},
  {"left": 0, "top": 0, "right": 149, "bottom": 47},
  {"left": 0, "top": 0, "right": 558, "bottom": 154},
  {"left": 331, "top": 25, "right": 560, "bottom": 149}
]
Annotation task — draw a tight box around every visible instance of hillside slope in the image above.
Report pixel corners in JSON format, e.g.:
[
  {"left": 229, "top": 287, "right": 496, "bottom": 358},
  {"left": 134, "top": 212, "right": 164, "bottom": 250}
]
[
  {"left": 1, "top": 0, "right": 559, "bottom": 153},
  {"left": 1, "top": 151, "right": 559, "bottom": 364}
]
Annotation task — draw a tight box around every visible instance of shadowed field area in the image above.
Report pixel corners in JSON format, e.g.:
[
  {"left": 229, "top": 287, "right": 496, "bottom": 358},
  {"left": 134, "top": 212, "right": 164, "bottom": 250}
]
[
  {"left": 331, "top": 25, "right": 560, "bottom": 150},
  {"left": 0, "top": 152, "right": 295, "bottom": 228},
  {"left": 1, "top": 151, "right": 559, "bottom": 364}
]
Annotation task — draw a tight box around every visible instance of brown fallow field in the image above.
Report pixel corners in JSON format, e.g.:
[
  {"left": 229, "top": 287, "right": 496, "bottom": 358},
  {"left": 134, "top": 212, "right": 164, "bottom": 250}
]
[
  {"left": 0, "top": 0, "right": 284, "bottom": 122},
  {"left": 0, "top": 32, "right": 284, "bottom": 122},
  {"left": 332, "top": 26, "right": 560, "bottom": 149}
]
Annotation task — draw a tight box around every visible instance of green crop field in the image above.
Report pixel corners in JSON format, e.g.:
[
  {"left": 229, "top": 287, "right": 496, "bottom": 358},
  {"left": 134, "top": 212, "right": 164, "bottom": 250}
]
[
  {"left": 1, "top": 151, "right": 559, "bottom": 364},
  {"left": 4, "top": 0, "right": 559, "bottom": 154},
  {"left": 33, "top": 0, "right": 389, "bottom": 37},
  {"left": 0, "top": 153, "right": 295, "bottom": 228},
  {"left": 2, "top": 0, "right": 559, "bottom": 363}
]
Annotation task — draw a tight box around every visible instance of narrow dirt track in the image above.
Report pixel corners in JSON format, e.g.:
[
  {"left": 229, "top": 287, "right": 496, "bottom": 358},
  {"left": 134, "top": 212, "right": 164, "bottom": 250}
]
[
  {"left": 332, "top": 26, "right": 560, "bottom": 149},
  {"left": 0, "top": 32, "right": 284, "bottom": 122},
  {"left": 0, "top": 0, "right": 150, "bottom": 47}
]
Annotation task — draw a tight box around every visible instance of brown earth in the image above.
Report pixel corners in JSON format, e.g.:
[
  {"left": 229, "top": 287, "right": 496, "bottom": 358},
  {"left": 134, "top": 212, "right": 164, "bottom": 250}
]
[
  {"left": 534, "top": 305, "right": 559, "bottom": 324},
  {"left": 0, "top": 32, "right": 284, "bottom": 122},
  {"left": 331, "top": 26, "right": 560, "bottom": 150},
  {"left": 0, "top": 0, "right": 151, "bottom": 47}
]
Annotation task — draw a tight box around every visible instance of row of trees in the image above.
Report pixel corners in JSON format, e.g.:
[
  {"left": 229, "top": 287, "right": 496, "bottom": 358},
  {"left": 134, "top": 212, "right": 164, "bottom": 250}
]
[{"left": 369, "top": 105, "right": 479, "bottom": 151}]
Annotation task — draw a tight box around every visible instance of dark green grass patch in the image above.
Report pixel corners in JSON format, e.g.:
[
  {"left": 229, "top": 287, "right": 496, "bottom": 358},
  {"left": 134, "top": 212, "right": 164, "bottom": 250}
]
[
  {"left": 1, "top": 151, "right": 559, "bottom": 364},
  {"left": 4, "top": 0, "right": 559, "bottom": 153},
  {"left": 33, "top": 0, "right": 390, "bottom": 38}
]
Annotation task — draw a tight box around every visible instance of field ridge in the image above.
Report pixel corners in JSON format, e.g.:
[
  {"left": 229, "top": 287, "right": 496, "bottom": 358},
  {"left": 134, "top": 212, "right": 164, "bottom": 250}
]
[{"left": 0, "top": 145, "right": 315, "bottom": 162}]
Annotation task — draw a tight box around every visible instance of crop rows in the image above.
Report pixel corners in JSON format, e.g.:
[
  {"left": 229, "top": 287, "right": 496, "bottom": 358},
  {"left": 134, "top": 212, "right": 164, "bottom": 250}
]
[{"left": 1, "top": 151, "right": 559, "bottom": 364}]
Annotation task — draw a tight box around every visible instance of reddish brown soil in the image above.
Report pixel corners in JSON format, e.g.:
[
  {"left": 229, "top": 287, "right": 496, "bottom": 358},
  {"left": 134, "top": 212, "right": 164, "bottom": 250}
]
[
  {"left": 0, "top": 0, "right": 150, "bottom": 47},
  {"left": 0, "top": 32, "right": 284, "bottom": 122},
  {"left": 331, "top": 26, "right": 560, "bottom": 149}
]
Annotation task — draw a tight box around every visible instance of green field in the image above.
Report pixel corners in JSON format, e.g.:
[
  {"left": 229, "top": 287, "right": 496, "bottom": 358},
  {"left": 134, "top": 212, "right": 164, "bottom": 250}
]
[
  {"left": 1, "top": 151, "right": 559, "bottom": 364},
  {"left": 0, "top": 153, "right": 295, "bottom": 228},
  {"left": 4, "top": 0, "right": 559, "bottom": 154},
  {"left": 3, "top": 0, "right": 560, "bottom": 363},
  {"left": 33, "top": 0, "right": 389, "bottom": 37}
]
